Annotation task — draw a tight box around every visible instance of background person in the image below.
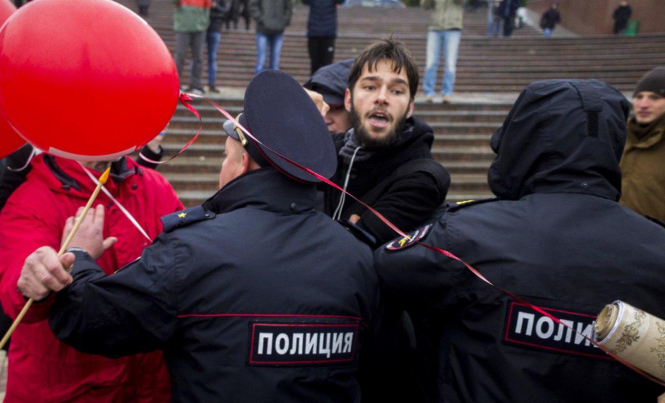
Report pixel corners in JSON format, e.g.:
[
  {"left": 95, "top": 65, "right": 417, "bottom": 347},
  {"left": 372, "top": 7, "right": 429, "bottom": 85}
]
[
  {"left": 250, "top": 0, "right": 292, "bottom": 74},
  {"left": 172, "top": 0, "right": 211, "bottom": 94},
  {"left": 421, "top": 0, "right": 464, "bottom": 104},
  {"left": 206, "top": 0, "right": 230, "bottom": 93},
  {"left": 303, "top": 0, "right": 345, "bottom": 75},
  {"left": 539, "top": 2, "right": 560, "bottom": 38},
  {"left": 499, "top": 0, "right": 520, "bottom": 38},
  {"left": 613, "top": 0, "right": 632, "bottom": 35},
  {"left": 304, "top": 59, "right": 354, "bottom": 134},
  {"left": 619, "top": 66, "right": 665, "bottom": 222}
]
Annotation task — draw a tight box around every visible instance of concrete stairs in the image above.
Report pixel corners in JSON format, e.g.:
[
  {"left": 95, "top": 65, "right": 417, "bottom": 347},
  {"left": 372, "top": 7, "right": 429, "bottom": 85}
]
[
  {"left": 114, "top": 0, "right": 664, "bottom": 207},
  {"left": 157, "top": 98, "right": 509, "bottom": 206}
]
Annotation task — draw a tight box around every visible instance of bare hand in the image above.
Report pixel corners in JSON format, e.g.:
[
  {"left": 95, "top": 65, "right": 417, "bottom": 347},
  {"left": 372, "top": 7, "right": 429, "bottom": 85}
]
[
  {"left": 62, "top": 205, "right": 117, "bottom": 260},
  {"left": 303, "top": 88, "right": 330, "bottom": 119},
  {"left": 17, "top": 247, "right": 75, "bottom": 301},
  {"left": 658, "top": 392, "right": 665, "bottom": 403},
  {"left": 349, "top": 214, "right": 361, "bottom": 224}
]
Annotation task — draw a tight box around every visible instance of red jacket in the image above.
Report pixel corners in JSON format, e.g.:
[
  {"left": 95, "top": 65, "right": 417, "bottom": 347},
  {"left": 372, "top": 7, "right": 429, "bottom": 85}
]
[{"left": 0, "top": 155, "right": 183, "bottom": 403}]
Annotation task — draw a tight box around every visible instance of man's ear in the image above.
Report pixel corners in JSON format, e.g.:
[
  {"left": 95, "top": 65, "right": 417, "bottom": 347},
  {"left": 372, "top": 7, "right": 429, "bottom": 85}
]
[
  {"left": 407, "top": 99, "right": 415, "bottom": 119},
  {"left": 241, "top": 151, "right": 251, "bottom": 175},
  {"left": 344, "top": 88, "right": 352, "bottom": 113}
]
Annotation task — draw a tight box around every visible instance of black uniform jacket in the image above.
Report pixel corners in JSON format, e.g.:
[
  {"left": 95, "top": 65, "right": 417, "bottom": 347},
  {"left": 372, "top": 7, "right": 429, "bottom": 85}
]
[
  {"left": 50, "top": 168, "right": 380, "bottom": 403},
  {"left": 375, "top": 80, "right": 665, "bottom": 402},
  {"left": 325, "top": 117, "right": 450, "bottom": 246}
]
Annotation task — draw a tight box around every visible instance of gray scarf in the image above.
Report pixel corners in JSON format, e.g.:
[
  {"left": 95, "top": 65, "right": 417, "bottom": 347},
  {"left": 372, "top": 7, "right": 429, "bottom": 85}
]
[{"left": 338, "top": 129, "right": 375, "bottom": 165}]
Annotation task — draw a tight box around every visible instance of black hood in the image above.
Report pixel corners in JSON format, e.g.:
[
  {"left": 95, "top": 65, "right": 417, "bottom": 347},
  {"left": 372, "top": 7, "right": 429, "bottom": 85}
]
[{"left": 488, "top": 80, "right": 631, "bottom": 201}]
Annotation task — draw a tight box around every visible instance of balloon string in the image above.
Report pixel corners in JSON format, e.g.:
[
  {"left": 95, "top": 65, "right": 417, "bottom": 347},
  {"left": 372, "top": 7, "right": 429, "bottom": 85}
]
[
  {"left": 78, "top": 163, "right": 152, "bottom": 243},
  {"left": 138, "top": 92, "right": 202, "bottom": 165},
  {"left": 7, "top": 146, "right": 37, "bottom": 172},
  {"left": 184, "top": 95, "right": 664, "bottom": 387}
]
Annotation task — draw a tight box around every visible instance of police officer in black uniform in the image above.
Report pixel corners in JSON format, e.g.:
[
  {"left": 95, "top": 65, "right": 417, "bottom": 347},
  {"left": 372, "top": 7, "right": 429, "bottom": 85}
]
[
  {"left": 21, "top": 71, "right": 381, "bottom": 402},
  {"left": 375, "top": 80, "right": 665, "bottom": 402}
]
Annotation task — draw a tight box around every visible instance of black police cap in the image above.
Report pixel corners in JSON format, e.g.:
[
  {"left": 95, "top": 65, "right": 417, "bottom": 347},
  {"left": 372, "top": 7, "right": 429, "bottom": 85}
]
[
  {"left": 223, "top": 70, "right": 337, "bottom": 184},
  {"left": 223, "top": 113, "right": 269, "bottom": 167}
]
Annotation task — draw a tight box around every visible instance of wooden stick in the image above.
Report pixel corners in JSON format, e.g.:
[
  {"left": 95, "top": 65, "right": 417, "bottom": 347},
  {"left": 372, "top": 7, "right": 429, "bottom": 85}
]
[{"left": 0, "top": 167, "right": 111, "bottom": 350}]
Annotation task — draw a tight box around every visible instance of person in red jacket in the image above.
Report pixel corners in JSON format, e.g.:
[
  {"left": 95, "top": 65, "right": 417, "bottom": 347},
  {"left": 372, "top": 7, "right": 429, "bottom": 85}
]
[{"left": 0, "top": 154, "right": 183, "bottom": 402}]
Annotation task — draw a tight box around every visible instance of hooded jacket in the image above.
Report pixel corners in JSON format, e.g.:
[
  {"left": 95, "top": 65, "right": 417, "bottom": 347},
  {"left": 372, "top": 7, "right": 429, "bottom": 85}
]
[
  {"left": 375, "top": 80, "right": 665, "bottom": 402},
  {"left": 0, "top": 155, "right": 183, "bottom": 403},
  {"left": 324, "top": 117, "right": 450, "bottom": 246},
  {"left": 619, "top": 113, "right": 665, "bottom": 222}
]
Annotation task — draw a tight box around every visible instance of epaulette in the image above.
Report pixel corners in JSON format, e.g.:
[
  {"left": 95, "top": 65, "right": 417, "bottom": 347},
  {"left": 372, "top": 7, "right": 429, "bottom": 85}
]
[
  {"left": 161, "top": 205, "right": 216, "bottom": 233},
  {"left": 446, "top": 197, "right": 498, "bottom": 212}
]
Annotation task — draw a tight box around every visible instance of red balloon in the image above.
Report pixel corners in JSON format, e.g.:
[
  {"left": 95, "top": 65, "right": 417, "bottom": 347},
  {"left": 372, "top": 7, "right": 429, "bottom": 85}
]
[
  {"left": 0, "top": 0, "right": 24, "bottom": 159},
  {"left": 0, "top": 0, "right": 16, "bottom": 27},
  {"left": 0, "top": 0, "right": 179, "bottom": 161},
  {"left": 0, "top": 114, "right": 24, "bottom": 160}
]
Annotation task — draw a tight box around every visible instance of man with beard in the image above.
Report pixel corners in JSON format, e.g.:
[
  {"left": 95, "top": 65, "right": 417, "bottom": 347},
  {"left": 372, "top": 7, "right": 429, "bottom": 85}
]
[
  {"left": 619, "top": 66, "right": 665, "bottom": 222},
  {"left": 322, "top": 39, "right": 450, "bottom": 247}
]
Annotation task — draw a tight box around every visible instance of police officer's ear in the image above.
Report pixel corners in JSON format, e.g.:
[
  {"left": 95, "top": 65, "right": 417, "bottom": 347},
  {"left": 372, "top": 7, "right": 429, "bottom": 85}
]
[{"left": 241, "top": 151, "right": 261, "bottom": 174}]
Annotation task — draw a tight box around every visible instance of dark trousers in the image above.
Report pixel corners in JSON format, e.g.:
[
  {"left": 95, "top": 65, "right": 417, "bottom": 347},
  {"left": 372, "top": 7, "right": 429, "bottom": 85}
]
[
  {"left": 503, "top": 16, "right": 515, "bottom": 37},
  {"left": 308, "top": 37, "right": 335, "bottom": 75},
  {"left": 138, "top": 5, "right": 149, "bottom": 16},
  {"left": 175, "top": 31, "right": 206, "bottom": 90}
]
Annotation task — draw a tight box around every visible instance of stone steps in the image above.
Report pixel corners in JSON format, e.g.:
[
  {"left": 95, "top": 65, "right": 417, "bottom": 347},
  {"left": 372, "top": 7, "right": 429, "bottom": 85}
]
[
  {"left": 117, "top": 0, "right": 664, "bottom": 93},
  {"left": 110, "top": 0, "right": 660, "bottom": 207}
]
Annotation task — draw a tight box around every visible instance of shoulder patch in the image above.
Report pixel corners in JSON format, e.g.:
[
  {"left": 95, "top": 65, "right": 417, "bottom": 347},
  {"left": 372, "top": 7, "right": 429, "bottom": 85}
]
[
  {"left": 446, "top": 197, "right": 498, "bottom": 212},
  {"left": 503, "top": 301, "right": 610, "bottom": 361},
  {"left": 161, "top": 205, "right": 215, "bottom": 233},
  {"left": 385, "top": 224, "right": 432, "bottom": 252},
  {"left": 248, "top": 319, "right": 360, "bottom": 367}
]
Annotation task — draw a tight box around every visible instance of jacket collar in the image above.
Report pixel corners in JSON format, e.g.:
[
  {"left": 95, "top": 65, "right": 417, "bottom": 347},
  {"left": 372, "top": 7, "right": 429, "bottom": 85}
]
[
  {"left": 626, "top": 114, "right": 665, "bottom": 150},
  {"left": 36, "top": 155, "right": 138, "bottom": 196},
  {"left": 202, "top": 168, "right": 317, "bottom": 215},
  {"left": 340, "top": 117, "right": 434, "bottom": 169}
]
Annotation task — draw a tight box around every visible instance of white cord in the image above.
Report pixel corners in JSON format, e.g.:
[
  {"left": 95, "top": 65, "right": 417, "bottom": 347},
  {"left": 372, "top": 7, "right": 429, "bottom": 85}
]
[{"left": 332, "top": 146, "right": 361, "bottom": 221}]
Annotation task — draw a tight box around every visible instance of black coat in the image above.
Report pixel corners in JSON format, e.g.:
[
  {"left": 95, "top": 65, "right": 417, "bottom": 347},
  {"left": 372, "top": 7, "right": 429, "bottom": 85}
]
[
  {"left": 375, "top": 80, "right": 665, "bottom": 402},
  {"left": 499, "top": 0, "right": 519, "bottom": 18},
  {"left": 613, "top": 5, "right": 632, "bottom": 31},
  {"left": 303, "top": 0, "right": 345, "bottom": 38},
  {"left": 539, "top": 7, "right": 560, "bottom": 29},
  {"left": 208, "top": 0, "right": 231, "bottom": 32},
  {"left": 324, "top": 117, "right": 450, "bottom": 246},
  {"left": 50, "top": 168, "right": 381, "bottom": 403}
]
